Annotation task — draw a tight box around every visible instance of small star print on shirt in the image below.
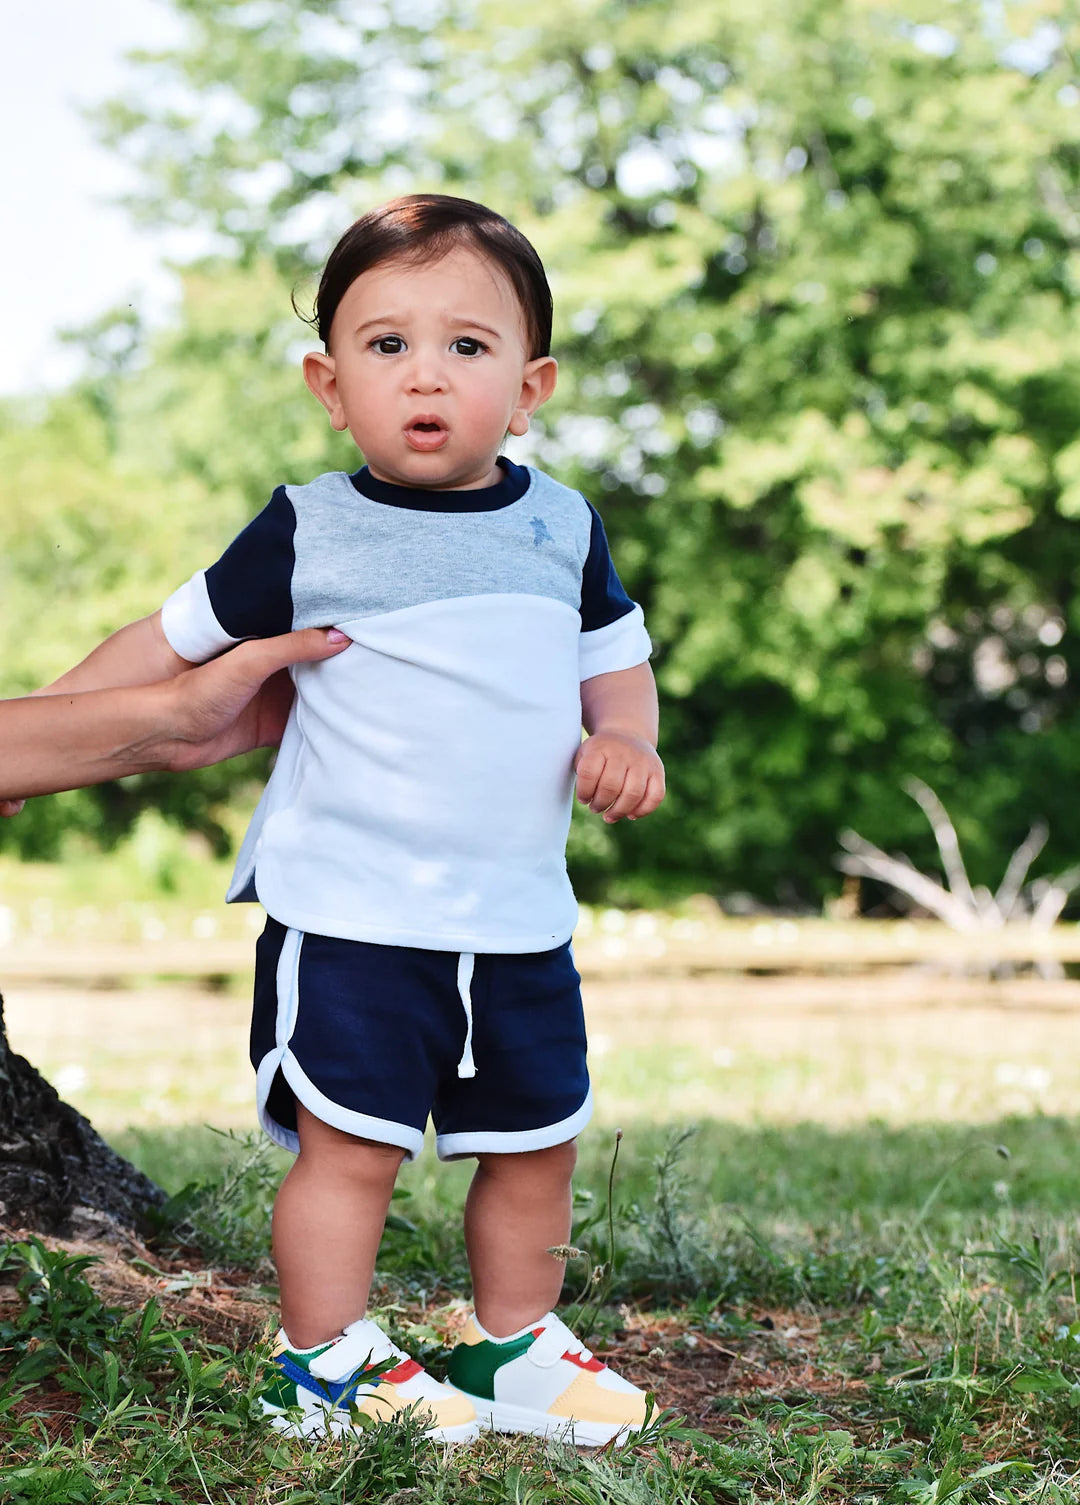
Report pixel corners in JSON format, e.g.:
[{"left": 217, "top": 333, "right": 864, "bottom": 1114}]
[{"left": 530, "top": 516, "right": 553, "bottom": 547}]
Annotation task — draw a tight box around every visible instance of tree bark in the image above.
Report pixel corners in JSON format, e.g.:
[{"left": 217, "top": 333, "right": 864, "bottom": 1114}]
[{"left": 0, "top": 989, "right": 165, "bottom": 1237}]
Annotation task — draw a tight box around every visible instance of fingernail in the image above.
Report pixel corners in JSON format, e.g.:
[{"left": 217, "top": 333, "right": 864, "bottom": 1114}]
[{"left": 327, "top": 628, "right": 348, "bottom": 643}]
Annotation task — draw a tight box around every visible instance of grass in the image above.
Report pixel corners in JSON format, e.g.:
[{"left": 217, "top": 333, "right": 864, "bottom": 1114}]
[
  {"left": 5, "top": 865, "right": 1080, "bottom": 1496},
  {"left": 5, "top": 1116, "right": 1080, "bottom": 1499}
]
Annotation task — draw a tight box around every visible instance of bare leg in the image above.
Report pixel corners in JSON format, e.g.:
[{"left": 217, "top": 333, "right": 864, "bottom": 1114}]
[
  {"left": 272, "top": 1101, "right": 405, "bottom": 1349},
  {"left": 464, "top": 1140, "right": 577, "bottom": 1337}
]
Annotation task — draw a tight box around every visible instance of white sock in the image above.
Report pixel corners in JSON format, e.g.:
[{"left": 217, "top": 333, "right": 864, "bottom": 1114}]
[
  {"left": 472, "top": 1311, "right": 552, "bottom": 1344},
  {"left": 280, "top": 1328, "right": 340, "bottom": 1355}
]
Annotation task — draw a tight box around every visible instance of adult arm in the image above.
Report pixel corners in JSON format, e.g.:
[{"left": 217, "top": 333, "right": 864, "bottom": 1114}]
[{"left": 0, "top": 627, "right": 350, "bottom": 803}]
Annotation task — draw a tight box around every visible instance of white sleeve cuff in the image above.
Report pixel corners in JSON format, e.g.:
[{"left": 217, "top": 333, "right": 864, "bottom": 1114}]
[
  {"left": 579, "top": 604, "right": 652, "bottom": 682},
  {"left": 160, "top": 570, "right": 242, "bottom": 664}
]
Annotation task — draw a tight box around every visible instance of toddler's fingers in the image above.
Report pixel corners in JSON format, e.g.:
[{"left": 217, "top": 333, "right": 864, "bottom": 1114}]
[
  {"left": 602, "top": 769, "right": 650, "bottom": 823},
  {"left": 573, "top": 748, "right": 603, "bottom": 804},
  {"left": 589, "top": 762, "right": 629, "bottom": 816},
  {"left": 0, "top": 799, "right": 26, "bottom": 818},
  {"left": 627, "top": 772, "right": 666, "bottom": 821}
]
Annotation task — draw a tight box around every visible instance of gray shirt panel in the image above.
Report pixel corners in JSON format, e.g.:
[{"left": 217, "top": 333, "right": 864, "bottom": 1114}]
[{"left": 285, "top": 469, "right": 593, "bottom": 629}]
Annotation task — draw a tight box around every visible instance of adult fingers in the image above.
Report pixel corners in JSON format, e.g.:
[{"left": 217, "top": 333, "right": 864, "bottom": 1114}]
[
  {"left": 196, "top": 628, "right": 351, "bottom": 735},
  {"left": 233, "top": 626, "right": 351, "bottom": 688},
  {"left": 167, "top": 628, "right": 352, "bottom": 766},
  {"left": 250, "top": 668, "right": 300, "bottom": 749}
]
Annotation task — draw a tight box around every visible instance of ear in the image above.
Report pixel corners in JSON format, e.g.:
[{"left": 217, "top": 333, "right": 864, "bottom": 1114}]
[
  {"left": 507, "top": 356, "right": 559, "bottom": 437},
  {"left": 303, "top": 351, "right": 348, "bottom": 431}
]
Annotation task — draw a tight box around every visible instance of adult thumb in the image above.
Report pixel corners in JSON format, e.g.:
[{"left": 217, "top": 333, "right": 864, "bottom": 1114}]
[{"left": 239, "top": 627, "right": 352, "bottom": 683}]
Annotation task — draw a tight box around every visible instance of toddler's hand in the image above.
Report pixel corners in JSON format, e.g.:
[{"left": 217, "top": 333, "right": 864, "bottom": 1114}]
[{"left": 574, "top": 732, "right": 665, "bottom": 823}]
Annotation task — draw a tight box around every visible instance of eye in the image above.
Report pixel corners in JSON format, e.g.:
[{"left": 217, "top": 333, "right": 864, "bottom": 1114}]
[
  {"left": 371, "top": 335, "right": 405, "bottom": 355},
  {"left": 451, "top": 336, "right": 486, "bottom": 356}
]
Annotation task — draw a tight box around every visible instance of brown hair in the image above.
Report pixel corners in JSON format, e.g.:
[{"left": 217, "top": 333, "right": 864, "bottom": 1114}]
[{"left": 306, "top": 195, "right": 553, "bottom": 359}]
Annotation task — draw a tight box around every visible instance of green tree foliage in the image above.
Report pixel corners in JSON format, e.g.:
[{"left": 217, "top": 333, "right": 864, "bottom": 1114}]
[{"left": 3, "top": 0, "right": 1080, "bottom": 902}]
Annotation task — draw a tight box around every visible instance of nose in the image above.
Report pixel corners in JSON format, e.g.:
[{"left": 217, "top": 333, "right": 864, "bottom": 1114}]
[{"left": 405, "top": 346, "right": 448, "bottom": 394}]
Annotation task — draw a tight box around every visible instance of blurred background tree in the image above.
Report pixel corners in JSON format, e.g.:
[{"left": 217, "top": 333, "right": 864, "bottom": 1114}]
[{"left": 2, "top": 0, "right": 1079, "bottom": 907}]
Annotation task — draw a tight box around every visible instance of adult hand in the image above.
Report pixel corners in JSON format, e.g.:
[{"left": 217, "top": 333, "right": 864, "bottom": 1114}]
[
  {"left": 159, "top": 627, "right": 351, "bottom": 771},
  {"left": 0, "top": 627, "right": 351, "bottom": 802}
]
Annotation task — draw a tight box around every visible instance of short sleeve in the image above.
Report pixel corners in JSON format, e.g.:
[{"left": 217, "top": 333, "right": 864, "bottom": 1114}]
[
  {"left": 160, "top": 486, "right": 297, "bottom": 663},
  {"left": 579, "top": 502, "right": 652, "bottom": 681}
]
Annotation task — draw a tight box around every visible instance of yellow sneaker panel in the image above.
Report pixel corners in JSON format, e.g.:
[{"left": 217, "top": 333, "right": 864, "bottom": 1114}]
[
  {"left": 546, "top": 1369, "right": 649, "bottom": 1427},
  {"left": 354, "top": 1382, "right": 477, "bottom": 1430}
]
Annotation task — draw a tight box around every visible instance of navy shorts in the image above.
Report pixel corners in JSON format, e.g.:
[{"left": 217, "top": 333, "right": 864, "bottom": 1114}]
[{"left": 250, "top": 919, "right": 591, "bottom": 1160}]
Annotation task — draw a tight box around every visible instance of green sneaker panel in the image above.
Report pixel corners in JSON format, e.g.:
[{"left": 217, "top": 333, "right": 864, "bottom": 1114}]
[{"left": 445, "top": 1317, "right": 537, "bottom": 1400}]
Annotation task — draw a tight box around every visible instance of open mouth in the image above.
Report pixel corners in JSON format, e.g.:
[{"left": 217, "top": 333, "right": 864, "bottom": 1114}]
[{"left": 405, "top": 418, "right": 450, "bottom": 451}]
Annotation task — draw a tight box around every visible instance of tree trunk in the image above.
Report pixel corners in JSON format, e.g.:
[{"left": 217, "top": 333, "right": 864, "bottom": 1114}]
[{"left": 0, "top": 990, "right": 165, "bottom": 1237}]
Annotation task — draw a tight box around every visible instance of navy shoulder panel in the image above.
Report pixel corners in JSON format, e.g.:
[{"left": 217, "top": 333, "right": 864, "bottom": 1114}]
[
  {"left": 580, "top": 501, "right": 636, "bottom": 631},
  {"left": 205, "top": 486, "right": 296, "bottom": 638}
]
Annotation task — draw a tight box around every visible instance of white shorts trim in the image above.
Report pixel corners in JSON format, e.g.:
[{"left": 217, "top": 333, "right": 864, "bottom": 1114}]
[
  {"left": 434, "top": 1086, "right": 593, "bottom": 1161},
  {"left": 253, "top": 924, "right": 425, "bottom": 1160},
  {"left": 281, "top": 1053, "right": 424, "bottom": 1159}
]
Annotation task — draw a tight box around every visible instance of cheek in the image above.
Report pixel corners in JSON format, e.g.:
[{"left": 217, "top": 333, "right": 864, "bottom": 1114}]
[
  {"left": 468, "top": 373, "right": 519, "bottom": 424},
  {"left": 340, "top": 371, "right": 389, "bottom": 420}
]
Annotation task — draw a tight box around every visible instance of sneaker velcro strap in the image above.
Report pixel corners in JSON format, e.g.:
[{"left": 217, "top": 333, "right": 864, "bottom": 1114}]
[
  {"left": 308, "top": 1319, "right": 405, "bottom": 1380},
  {"left": 527, "top": 1318, "right": 594, "bottom": 1370}
]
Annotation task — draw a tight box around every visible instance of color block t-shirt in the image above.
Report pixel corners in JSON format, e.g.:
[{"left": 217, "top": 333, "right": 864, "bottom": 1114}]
[{"left": 161, "top": 460, "right": 652, "bottom": 953}]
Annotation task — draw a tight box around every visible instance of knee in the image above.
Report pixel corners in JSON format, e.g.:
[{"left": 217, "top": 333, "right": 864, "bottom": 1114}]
[{"left": 296, "top": 1106, "right": 406, "bottom": 1187}]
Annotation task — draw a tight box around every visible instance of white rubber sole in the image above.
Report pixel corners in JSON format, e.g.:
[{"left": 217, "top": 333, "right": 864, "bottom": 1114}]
[
  {"left": 450, "top": 1392, "right": 640, "bottom": 1448},
  {"left": 260, "top": 1397, "right": 480, "bottom": 1445}
]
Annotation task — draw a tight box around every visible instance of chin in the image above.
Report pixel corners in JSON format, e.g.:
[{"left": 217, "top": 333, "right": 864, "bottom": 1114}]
[{"left": 374, "top": 454, "right": 498, "bottom": 490}]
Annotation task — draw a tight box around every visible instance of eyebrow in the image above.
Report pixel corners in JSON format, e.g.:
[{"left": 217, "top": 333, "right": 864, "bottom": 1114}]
[
  {"left": 352, "top": 314, "right": 505, "bottom": 341},
  {"left": 449, "top": 318, "right": 503, "bottom": 341}
]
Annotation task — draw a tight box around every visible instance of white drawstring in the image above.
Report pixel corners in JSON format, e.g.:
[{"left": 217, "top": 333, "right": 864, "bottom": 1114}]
[{"left": 456, "top": 953, "right": 477, "bottom": 1078}]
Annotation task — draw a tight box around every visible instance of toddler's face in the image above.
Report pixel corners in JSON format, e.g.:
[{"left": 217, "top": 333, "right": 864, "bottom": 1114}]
[{"left": 303, "top": 245, "right": 557, "bottom": 490}]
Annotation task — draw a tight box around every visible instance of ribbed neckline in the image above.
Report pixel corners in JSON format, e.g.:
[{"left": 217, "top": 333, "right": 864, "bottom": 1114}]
[{"left": 349, "top": 458, "right": 532, "bottom": 512}]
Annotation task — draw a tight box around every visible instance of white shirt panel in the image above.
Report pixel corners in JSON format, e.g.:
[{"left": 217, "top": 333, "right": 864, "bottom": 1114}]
[{"left": 229, "top": 593, "right": 584, "bottom": 953}]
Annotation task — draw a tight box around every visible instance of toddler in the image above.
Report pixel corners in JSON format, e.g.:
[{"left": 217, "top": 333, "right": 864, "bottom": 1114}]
[{"left": 45, "top": 195, "right": 665, "bottom": 1446}]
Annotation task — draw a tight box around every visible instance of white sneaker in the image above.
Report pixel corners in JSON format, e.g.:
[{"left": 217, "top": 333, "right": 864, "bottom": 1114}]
[
  {"left": 260, "top": 1316, "right": 479, "bottom": 1444},
  {"left": 445, "top": 1311, "right": 648, "bottom": 1447}
]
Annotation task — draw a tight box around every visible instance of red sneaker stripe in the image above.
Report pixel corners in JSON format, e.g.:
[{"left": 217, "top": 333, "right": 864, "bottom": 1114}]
[
  {"left": 530, "top": 1326, "right": 605, "bottom": 1372},
  {"left": 564, "top": 1351, "right": 605, "bottom": 1371},
  {"left": 382, "top": 1358, "right": 423, "bottom": 1384}
]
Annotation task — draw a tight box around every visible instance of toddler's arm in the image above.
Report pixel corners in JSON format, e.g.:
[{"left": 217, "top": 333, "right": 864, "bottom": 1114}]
[
  {"left": 43, "top": 610, "right": 194, "bottom": 695},
  {"left": 576, "top": 662, "right": 665, "bottom": 823}
]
